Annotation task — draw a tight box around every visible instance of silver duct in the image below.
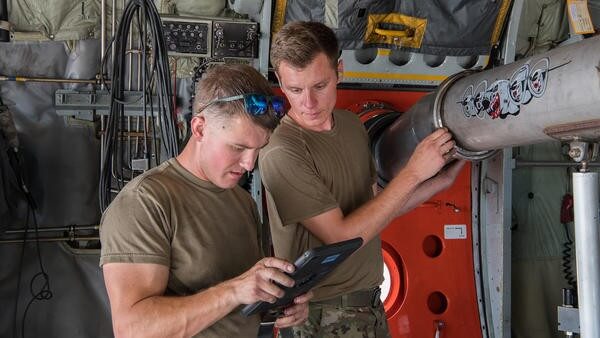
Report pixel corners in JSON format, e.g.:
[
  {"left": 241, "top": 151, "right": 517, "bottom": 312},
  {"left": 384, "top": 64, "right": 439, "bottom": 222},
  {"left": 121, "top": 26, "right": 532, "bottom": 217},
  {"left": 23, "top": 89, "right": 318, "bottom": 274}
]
[{"left": 375, "top": 35, "right": 600, "bottom": 182}]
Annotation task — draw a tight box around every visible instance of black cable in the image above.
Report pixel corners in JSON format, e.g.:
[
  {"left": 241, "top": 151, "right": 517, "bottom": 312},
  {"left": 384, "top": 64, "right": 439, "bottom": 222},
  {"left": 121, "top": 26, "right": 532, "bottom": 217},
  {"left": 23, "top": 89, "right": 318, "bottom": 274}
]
[
  {"left": 100, "top": 0, "right": 179, "bottom": 211},
  {"left": 12, "top": 206, "right": 28, "bottom": 338},
  {"left": 99, "top": 34, "right": 116, "bottom": 90},
  {"left": 140, "top": 7, "right": 150, "bottom": 169},
  {"left": 147, "top": 87, "right": 160, "bottom": 167},
  {"left": 231, "top": 31, "right": 259, "bottom": 54},
  {"left": 184, "top": 57, "right": 223, "bottom": 143},
  {"left": 9, "top": 148, "right": 52, "bottom": 338},
  {"left": 561, "top": 222, "right": 577, "bottom": 289},
  {"left": 188, "top": 57, "right": 223, "bottom": 111},
  {"left": 100, "top": 1, "right": 130, "bottom": 209},
  {"left": 20, "top": 209, "right": 52, "bottom": 338},
  {"left": 0, "top": 0, "right": 9, "bottom": 42}
]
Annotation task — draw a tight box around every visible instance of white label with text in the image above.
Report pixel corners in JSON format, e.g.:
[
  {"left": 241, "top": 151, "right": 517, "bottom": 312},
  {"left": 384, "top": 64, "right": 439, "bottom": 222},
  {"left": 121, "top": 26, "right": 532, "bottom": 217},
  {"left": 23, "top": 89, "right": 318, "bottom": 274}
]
[{"left": 444, "top": 224, "right": 467, "bottom": 239}]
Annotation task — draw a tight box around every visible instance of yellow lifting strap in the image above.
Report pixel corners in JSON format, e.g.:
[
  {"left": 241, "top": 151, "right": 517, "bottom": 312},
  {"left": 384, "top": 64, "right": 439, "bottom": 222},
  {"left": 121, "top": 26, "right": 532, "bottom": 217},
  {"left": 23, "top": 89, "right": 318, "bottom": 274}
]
[
  {"left": 491, "top": 0, "right": 513, "bottom": 46},
  {"left": 364, "top": 13, "right": 427, "bottom": 49},
  {"left": 272, "top": 0, "right": 288, "bottom": 37}
]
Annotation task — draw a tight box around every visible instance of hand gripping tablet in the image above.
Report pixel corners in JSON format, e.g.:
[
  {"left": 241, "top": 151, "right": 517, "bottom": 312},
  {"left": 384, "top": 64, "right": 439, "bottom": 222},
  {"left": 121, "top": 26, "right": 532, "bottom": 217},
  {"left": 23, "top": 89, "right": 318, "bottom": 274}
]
[{"left": 240, "top": 237, "right": 363, "bottom": 317}]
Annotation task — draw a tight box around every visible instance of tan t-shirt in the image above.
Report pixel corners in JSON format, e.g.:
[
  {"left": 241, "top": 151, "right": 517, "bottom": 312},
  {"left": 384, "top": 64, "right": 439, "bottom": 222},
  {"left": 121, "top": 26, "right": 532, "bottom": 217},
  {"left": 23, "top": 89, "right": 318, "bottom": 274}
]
[
  {"left": 259, "top": 109, "right": 384, "bottom": 301},
  {"left": 100, "top": 158, "right": 262, "bottom": 338}
]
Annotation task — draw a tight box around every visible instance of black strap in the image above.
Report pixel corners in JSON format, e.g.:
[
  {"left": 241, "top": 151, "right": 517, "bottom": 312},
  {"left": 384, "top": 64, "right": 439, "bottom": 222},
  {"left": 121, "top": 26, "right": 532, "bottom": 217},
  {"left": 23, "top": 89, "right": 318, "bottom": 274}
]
[{"left": 257, "top": 323, "right": 275, "bottom": 338}]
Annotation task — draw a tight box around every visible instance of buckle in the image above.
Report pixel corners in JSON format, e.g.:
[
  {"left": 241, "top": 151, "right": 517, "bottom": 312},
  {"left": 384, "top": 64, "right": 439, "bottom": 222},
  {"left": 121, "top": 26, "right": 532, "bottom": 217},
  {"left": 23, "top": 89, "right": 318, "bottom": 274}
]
[{"left": 371, "top": 287, "right": 382, "bottom": 307}]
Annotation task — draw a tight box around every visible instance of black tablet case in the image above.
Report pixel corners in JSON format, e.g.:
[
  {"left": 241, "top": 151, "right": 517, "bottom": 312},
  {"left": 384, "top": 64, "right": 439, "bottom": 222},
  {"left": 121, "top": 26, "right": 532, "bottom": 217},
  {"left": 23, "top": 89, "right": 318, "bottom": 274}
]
[{"left": 241, "top": 237, "right": 363, "bottom": 316}]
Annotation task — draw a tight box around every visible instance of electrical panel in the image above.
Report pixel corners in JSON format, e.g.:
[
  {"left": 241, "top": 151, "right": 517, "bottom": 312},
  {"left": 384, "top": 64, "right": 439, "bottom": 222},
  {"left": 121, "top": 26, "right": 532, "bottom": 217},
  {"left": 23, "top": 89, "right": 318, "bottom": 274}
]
[
  {"left": 160, "top": 16, "right": 258, "bottom": 59},
  {"left": 212, "top": 20, "right": 258, "bottom": 58},
  {"left": 161, "top": 17, "right": 212, "bottom": 57}
]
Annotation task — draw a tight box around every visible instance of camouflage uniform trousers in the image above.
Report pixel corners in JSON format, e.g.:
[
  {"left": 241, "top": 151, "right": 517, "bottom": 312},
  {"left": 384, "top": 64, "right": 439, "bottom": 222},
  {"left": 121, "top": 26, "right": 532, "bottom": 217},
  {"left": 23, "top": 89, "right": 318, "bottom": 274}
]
[{"left": 279, "top": 301, "right": 391, "bottom": 338}]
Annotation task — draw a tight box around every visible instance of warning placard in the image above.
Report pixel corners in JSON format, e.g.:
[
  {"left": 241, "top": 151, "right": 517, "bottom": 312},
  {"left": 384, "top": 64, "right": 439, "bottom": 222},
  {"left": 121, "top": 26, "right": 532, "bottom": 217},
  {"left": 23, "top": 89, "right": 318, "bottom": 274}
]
[{"left": 567, "top": 0, "right": 596, "bottom": 35}]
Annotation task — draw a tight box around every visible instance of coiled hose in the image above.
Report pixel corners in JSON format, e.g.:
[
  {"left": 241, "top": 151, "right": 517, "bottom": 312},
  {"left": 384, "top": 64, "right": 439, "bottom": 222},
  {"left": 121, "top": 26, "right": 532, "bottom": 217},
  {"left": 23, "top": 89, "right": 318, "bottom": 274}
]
[{"left": 562, "top": 222, "right": 577, "bottom": 289}]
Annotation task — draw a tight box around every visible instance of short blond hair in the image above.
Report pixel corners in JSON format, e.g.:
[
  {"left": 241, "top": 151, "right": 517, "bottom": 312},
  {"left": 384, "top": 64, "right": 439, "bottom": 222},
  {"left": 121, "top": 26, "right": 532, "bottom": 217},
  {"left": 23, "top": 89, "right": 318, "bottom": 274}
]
[{"left": 270, "top": 21, "right": 339, "bottom": 72}]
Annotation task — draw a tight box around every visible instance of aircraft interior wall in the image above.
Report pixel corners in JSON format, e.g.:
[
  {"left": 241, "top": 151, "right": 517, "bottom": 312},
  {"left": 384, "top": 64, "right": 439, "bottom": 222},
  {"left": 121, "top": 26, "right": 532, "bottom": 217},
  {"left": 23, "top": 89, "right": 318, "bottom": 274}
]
[
  {"left": 0, "top": 40, "right": 112, "bottom": 337},
  {"left": 0, "top": 0, "right": 599, "bottom": 337}
]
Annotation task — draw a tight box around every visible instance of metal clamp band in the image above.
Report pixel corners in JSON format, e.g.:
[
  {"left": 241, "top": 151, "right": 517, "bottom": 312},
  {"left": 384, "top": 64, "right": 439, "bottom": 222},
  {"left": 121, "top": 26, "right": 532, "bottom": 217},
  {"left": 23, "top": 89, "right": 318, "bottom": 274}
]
[{"left": 432, "top": 69, "right": 499, "bottom": 161}]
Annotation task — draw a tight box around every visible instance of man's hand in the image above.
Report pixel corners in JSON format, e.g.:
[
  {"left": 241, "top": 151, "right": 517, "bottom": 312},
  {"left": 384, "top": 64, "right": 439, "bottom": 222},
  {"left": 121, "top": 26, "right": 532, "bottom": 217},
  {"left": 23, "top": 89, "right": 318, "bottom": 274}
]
[
  {"left": 230, "top": 257, "right": 296, "bottom": 305},
  {"left": 275, "top": 291, "right": 314, "bottom": 328},
  {"left": 404, "top": 128, "right": 456, "bottom": 183}
]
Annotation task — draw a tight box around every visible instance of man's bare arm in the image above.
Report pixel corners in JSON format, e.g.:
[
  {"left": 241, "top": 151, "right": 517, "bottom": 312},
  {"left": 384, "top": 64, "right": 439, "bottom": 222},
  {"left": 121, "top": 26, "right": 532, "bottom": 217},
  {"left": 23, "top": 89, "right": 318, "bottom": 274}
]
[
  {"left": 103, "top": 257, "right": 305, "bottom": 338},
  {"left": 301, "top": 129, "right": 457, "bottom": 246}
]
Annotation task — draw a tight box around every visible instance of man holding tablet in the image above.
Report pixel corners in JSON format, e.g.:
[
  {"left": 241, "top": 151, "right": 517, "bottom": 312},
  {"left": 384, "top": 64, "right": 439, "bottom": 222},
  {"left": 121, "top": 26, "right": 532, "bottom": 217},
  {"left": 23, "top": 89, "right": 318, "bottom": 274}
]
[{"left": 100, "top": 64, "right": 311, "bottom": 337}]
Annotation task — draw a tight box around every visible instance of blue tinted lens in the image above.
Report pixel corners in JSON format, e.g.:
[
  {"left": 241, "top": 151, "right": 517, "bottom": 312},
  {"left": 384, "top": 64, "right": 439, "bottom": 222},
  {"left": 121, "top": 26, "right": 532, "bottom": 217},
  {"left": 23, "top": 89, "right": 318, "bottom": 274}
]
[
  {"left": 244, "top": 94, "right": 268, "bottom": 115},
  {"left": 270, "top": 96, "right": 285, "bottom": 117}
]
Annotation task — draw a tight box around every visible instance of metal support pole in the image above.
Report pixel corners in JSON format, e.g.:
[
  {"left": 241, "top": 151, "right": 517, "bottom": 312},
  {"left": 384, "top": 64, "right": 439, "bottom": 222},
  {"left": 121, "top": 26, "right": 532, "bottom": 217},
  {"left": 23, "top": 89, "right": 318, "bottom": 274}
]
[
  {"left": 573, "top": 171, "right": 600, "bottom": 338},
  {"left": 516, "top": 160, "right": 600, "bottom": 168}
]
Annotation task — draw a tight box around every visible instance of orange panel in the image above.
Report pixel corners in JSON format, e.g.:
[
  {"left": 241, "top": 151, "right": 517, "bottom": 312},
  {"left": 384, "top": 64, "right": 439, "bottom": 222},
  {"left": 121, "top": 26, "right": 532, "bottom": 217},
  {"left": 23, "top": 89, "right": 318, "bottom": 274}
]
[
  {"left": 382, "top": 165, "right": 480, "bottom": 338},
  {"left": 340, "top": 88, "right": 482, "bottom": 338},
  {"left": 335, "top": 89, "right": 427, "bottom": 113}
]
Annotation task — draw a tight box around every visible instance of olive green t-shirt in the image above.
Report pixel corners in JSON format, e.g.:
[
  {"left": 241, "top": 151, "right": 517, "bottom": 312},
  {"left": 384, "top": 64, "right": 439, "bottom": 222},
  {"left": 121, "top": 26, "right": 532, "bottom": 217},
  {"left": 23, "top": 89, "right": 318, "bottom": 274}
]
[
  {"left": 259, "top": 109, "right": 384, "bottom": 301},
  {"left": 100, "top": 158, "right": 262, "bottom": 338}
]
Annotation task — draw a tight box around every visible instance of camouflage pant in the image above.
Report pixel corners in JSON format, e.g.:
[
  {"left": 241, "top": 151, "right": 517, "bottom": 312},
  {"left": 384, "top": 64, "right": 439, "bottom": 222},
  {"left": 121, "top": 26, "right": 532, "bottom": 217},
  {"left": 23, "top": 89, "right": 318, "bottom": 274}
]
[{"left": 279, "top": 301, "right": 391, "bottom": 338}]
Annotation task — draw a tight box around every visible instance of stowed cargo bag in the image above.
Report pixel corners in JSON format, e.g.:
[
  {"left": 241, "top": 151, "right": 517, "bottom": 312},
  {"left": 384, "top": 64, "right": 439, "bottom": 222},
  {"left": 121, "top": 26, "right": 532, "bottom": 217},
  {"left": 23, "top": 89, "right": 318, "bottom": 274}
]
[{"left": 274, "top": 0, "right": 511, "bottom": 56}]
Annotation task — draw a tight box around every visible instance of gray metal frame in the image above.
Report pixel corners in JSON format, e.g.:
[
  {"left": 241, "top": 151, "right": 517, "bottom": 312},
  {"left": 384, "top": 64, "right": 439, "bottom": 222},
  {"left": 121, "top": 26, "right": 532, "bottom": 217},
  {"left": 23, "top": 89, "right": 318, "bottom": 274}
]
[
  {"left": 476, "top": 150, "right": 513, "bottom": 338},
  {"left": 256, "top": 0, "right": 272, "bottom": 76},
  {"left": 472, "top": 0, "right": 524, "bottom": 337},
  {"left": 340, "top": 49, "right": 489, "bottom": 87},
  {"left": 471, "top": 161, "right": 488, "bottom": 337}
]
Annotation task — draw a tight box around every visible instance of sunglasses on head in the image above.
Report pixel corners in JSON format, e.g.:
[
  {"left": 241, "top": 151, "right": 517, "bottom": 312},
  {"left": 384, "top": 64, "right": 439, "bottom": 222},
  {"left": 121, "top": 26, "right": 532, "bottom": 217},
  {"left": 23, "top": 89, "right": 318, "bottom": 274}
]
[{"left": 201, "top": 93, "right": 286, "bottom": 119}]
